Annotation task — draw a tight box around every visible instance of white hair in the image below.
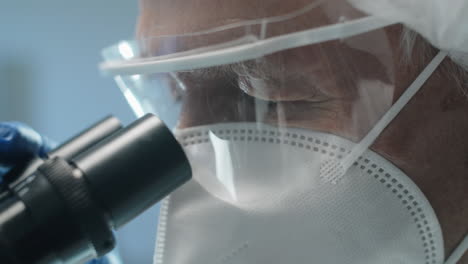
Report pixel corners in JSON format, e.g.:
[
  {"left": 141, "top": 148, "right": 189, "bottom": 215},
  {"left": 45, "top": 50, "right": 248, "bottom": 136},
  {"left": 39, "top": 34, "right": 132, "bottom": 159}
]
[{"left": 401, "top": 27, "right": 468, "bottom": 97}]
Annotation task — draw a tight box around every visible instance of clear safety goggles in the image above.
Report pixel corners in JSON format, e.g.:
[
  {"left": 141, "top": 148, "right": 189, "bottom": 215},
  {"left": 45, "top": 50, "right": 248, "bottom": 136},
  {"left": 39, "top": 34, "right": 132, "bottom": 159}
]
[{"left": 100, "top": 0, "right": 445, "bottom": 174}]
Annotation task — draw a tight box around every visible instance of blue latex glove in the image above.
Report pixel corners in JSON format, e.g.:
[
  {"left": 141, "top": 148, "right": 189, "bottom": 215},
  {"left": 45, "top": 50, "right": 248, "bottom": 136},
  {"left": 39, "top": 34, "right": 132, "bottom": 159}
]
[
  {"left": 0, "top": 122, "right": 123, "bottom": 264},
  {"left": 0, "top": 122, "right": 53, "bottom": 169}
]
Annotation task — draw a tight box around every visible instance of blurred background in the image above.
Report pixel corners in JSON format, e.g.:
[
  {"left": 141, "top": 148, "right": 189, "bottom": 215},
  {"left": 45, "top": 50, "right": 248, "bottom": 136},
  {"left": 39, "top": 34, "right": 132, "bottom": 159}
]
[{"left": 0, "top": 1, "right": 160, "bottom": 263}]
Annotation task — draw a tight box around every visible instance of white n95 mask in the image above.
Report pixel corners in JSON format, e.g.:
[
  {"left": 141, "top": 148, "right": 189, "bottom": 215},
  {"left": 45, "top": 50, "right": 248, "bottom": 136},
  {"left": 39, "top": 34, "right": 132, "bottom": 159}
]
[{"left": 154, "top": 123, "right": 444, "bottom": 264}]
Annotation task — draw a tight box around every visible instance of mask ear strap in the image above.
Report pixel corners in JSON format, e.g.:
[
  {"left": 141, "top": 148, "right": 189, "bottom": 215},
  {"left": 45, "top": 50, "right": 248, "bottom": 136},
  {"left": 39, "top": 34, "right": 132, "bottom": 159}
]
[
  {"left": 336, "top": 51, "right": 448, "bottom": 173},
  {"left": 444, "top": 234, "right": 468, "bottom": 264}
]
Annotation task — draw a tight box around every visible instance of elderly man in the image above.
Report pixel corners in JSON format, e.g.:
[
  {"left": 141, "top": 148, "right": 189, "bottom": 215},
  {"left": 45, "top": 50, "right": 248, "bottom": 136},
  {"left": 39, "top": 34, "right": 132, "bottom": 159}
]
[
  {"left": 2, "top": 0, "right": 467, "bottom": 263},
  {"left": 103, "top": 0, "right": 467, "bottom": 263}
]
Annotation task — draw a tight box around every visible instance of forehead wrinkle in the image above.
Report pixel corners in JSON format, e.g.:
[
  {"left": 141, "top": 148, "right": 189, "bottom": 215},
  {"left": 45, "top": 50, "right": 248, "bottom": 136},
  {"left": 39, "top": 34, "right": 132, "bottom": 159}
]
[
  {"left": 143, "top": 0, "right": 316, "bottom": 33},
  {"left": 147, "top": 0, "right": 248, "bottom": 34}
]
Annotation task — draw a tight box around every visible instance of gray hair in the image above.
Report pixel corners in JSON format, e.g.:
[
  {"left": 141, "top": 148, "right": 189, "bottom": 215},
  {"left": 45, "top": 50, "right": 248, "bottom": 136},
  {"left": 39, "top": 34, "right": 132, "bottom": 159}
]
[{"left": 401, "top": 27, "right": 468, "bottom": 97}]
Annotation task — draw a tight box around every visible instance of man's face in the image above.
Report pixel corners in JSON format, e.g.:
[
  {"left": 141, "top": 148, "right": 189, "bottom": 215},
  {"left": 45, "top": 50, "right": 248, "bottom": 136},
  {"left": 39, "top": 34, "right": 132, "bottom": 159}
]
[
  {"left": 137, "top": 0, "right": 468, "bottom": 259},
  {"left": 137, "top": 0, "right": 396, "bottom": 141}
]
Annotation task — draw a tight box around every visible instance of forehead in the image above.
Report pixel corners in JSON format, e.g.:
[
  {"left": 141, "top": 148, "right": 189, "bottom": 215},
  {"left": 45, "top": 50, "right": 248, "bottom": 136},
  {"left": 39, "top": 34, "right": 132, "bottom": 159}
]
[{"left": 139, "top": 0, "right": 322, "bottom": 34}]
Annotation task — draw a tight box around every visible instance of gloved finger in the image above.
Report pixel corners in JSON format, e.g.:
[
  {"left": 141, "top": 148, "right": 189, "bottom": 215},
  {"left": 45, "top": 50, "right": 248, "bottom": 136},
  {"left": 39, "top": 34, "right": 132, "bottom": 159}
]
[
  {"left": 87, "top": 249, "right": 123, "bottom": 264},
  {"left": 0, "top": 122, "right": 55, "bottom": 168},
  {"left": 39, "top": 135, "right": 56, "bottom": 157}
]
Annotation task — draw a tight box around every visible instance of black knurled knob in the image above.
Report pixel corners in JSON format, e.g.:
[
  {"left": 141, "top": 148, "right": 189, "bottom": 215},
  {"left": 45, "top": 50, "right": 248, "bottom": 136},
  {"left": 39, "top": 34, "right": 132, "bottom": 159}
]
[{"left": 38, "top": 157, "right": 115, "bottom": 256}]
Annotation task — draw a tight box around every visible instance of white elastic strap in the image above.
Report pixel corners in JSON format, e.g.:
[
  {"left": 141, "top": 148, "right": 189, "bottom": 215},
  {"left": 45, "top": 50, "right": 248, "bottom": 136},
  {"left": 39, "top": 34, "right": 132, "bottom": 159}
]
[
  {"left": 128, "top": 35, "right": 259, "bottom": 64},
  {"left": 340, "top": 51, "right": 448, "bottom": 172},
  {"left": 100, "top": 16, "right": 396, "bottom": 76},
  {"left": 444, "top": 234, "right": 468, "bottom": 264}
]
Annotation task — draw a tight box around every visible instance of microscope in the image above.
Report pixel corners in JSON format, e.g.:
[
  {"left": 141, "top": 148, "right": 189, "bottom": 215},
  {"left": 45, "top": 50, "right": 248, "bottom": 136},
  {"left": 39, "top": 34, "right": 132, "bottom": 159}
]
[{"left": 0, "top": 114, "right": 191, "bottom": 264}]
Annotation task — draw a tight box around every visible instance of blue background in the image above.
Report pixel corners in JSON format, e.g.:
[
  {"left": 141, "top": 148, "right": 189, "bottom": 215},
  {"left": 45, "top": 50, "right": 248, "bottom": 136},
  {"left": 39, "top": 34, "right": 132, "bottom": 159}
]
[{"left": 0, "top": 1, "right": 159, "bottom": 263}]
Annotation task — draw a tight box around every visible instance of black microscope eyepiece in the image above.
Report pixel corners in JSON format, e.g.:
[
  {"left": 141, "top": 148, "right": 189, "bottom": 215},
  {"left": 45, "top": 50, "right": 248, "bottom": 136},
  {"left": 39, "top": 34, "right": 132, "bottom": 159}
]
[{"left": 0, "top": 114, "right": 191, "bottom": 264}]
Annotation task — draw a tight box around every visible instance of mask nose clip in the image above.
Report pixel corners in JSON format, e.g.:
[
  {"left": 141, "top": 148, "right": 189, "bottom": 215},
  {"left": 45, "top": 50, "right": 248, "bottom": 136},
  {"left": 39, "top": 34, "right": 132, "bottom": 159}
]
[{"left": 320, "top": 158, "right": 346, "bottom": 184}]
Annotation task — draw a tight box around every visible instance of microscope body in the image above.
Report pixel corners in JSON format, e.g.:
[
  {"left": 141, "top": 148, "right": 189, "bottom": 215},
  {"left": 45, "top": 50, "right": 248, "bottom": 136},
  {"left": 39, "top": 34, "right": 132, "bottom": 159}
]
[{"left": 0, "top": 115, "right": 191, "bottom": 264}]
